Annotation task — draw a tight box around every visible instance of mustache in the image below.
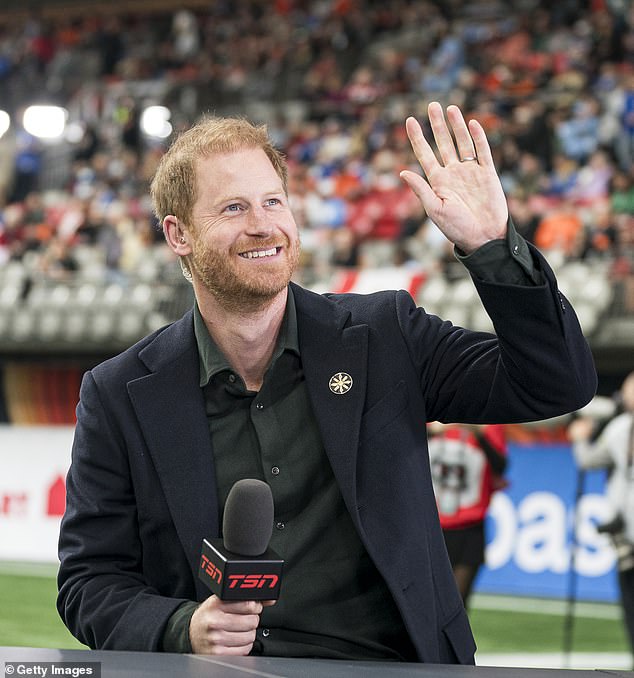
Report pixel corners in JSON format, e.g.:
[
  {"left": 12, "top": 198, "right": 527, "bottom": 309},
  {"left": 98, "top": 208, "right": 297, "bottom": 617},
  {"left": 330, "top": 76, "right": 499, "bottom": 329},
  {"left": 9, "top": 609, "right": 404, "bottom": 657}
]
[{"left": 233, "top": 236, "right": 292, "bottom": 254}]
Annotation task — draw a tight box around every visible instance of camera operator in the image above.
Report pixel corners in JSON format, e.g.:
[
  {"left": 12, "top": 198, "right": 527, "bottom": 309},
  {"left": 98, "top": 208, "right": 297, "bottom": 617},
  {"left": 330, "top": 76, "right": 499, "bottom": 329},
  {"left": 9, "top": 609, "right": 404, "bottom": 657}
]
[{"left": 568, "top": 371, "right": 634, "bottom": 667}]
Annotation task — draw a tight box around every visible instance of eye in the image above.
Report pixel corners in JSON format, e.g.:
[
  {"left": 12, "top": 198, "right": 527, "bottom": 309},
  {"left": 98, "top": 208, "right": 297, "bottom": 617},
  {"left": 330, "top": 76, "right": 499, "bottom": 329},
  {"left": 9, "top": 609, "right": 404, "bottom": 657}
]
[
  {"left": 225, "top": 203, "right": 244, "bottom": 212},
  {"left": 265, "top": 197, "right": 282, "bottom": 206}
]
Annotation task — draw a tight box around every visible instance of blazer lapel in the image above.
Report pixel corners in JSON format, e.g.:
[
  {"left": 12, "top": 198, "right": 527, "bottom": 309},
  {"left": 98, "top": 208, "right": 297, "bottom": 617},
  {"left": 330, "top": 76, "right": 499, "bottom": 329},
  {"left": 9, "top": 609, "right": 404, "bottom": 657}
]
[
  {"left": 127, "top": 311, "right": 217, "bottom": 596},
  {"left": 292, "top": 284, "right": 368, "bottom": 511}
]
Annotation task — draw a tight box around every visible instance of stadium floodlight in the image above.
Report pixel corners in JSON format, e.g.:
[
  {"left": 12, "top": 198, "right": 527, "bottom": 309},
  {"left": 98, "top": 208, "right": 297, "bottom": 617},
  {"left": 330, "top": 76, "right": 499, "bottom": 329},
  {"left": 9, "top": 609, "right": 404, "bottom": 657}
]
[
  {"left": 0, "top": 110, "right": 9, "bottom": 139},
  {"left": 23, "top": 105, "right": 68, "bottom": 140},
  {"left": 140, "top": 105, "right": 173, "bottom": 139}
]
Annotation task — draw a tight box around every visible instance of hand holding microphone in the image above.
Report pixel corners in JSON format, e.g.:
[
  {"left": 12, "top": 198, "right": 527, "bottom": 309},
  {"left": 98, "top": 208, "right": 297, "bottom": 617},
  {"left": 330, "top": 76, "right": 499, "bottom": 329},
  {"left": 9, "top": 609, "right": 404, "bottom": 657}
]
[
  {"left": 190, "top": 479, "right": 282, "bottom": 655},
  {"left": 189, "top": 596, "right": 274, "bottom": 655}
]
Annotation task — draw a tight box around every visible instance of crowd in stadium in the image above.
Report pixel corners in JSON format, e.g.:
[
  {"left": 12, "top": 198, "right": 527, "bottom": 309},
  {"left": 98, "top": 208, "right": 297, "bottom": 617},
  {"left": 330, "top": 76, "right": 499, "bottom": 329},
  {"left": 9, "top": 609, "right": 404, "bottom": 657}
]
[{"left": 0, "top": 0, "right": 632, "bottom": 304}]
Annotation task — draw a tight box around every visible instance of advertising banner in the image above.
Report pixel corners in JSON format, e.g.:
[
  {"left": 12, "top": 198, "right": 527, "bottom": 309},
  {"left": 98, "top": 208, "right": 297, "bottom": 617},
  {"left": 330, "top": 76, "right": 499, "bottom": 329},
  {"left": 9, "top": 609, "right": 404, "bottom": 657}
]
[
  {"left": 0, "top": 425, "right": 73, "bottom": 562},
  {"left": 477, "top": 443, "right": 618, "bottom": 602}
]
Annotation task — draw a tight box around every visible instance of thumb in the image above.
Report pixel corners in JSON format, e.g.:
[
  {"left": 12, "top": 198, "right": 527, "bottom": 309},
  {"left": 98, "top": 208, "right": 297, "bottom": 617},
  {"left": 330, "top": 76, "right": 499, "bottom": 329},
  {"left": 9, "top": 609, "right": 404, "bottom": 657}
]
[{"left": 400, "top": 170, "right": 439, "bottom": 215}]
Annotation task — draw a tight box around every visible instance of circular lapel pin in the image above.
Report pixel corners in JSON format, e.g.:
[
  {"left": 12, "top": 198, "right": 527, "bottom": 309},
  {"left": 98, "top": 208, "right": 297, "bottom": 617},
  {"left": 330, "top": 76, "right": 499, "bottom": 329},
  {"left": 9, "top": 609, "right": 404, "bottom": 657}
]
[{"left": 329, "top": 372, "right": 353, "bottom": 394}]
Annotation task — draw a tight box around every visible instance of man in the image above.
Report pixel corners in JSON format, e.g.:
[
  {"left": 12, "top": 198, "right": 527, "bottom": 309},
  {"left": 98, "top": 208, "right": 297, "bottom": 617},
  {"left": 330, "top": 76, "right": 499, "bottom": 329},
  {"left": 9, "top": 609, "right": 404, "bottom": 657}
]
[
  {"left": 57, "top": 102, "right": 597, "bottom": 663},
  {"left": 568, "top": 372, "right": 634, "bottom": 665}
]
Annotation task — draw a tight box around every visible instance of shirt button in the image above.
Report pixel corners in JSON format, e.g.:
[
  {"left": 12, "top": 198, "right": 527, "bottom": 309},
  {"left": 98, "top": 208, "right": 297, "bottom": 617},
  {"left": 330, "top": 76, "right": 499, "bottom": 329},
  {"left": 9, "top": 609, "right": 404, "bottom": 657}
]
[
  {"left": 262, "top": 628, "right": 270, "bottom": 637},
  {"left": 228, "top": 374, "right": 236, "bottom": 383},
  {"left": 255, "top": 402, "right": 264, "bottom": 410},
  {"left": 276, "top": 521, "right": 285, "bottom": 530},
  {"left": 271, "top": 466, "right": 280, "bottom": 476},
  {"left": 512, "top": 244, "right": 519, "bottom": 255}
]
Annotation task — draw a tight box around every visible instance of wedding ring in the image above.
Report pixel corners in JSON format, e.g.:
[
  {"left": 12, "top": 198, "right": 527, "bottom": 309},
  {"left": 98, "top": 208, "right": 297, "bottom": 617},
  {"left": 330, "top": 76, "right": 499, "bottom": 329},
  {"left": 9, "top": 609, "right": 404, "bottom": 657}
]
[{"left": 460, "top": 156, "right": 477, "bottom": 162}]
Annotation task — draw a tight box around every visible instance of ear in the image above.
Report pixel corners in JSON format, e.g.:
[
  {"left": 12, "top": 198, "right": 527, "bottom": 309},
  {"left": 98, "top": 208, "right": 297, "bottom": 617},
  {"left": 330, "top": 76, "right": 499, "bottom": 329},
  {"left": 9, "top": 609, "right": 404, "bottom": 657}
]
[{"left": 163, "top": 215, "right": 192, "bottom": 256}]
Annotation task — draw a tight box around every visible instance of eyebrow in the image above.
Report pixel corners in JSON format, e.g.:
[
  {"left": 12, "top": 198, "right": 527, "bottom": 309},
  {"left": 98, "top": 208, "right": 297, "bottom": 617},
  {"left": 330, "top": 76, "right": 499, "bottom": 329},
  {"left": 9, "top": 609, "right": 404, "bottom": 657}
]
[{"left": 216, "top": 188, "right": 286, "bottom": 204}]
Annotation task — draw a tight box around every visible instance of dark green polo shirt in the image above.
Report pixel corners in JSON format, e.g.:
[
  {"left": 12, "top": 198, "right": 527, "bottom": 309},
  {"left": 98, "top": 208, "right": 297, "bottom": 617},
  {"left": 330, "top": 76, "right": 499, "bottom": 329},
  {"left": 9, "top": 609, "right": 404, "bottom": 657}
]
[
  {"left": 161, "top": 223, "right": 538, "bottom": 656},
  {"left": 194, "top": 288, "right": 415, "bottom": 660}
]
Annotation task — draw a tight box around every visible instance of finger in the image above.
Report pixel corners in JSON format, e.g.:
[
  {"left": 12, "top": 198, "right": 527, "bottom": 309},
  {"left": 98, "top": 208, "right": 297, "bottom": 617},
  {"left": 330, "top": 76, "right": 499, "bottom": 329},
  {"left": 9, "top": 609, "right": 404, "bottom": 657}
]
[
  {"left": 427, "top": 101, "right": 458, "bottom": 166},
  {"left": 211, "top": 629, "right": 257, "bottom": 648},
  {"left": 446, "top": 105, "right": 476, "bottom": 162},
  {"left": 405, "top": 116, "right": 439, "bottom": 178},
  {"left": 217, "top": 612, "right": 262, "bottom": 632},
  {"left": 399, "top": 169, "right": 441, "bottom": 216},
  {"left": 469, "top": 118, "right": 495, "bottom": 168},
  {"left": 198, "top": 630, "right": 257, "bottom": 656},
  {"left": 195, "top": 606, "right": 261, "bottom": 633},
  {"left": 216, "top": 599, "right": 264, "bottom": 615}
]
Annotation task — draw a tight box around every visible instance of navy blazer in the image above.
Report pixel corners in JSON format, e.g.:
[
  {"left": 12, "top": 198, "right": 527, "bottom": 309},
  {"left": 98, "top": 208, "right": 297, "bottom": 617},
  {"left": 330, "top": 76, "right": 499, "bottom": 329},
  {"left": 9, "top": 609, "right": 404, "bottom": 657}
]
[{"left": 58, "top": 247, "right": 596, "bottom": 662}]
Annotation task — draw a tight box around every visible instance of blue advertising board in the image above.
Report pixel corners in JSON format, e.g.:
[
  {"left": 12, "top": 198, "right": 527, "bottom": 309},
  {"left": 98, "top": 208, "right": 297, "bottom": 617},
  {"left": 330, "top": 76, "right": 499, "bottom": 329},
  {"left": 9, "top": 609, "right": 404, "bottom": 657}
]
[{"left": 475, "top": 443, "right": 618, "bottom": 602}]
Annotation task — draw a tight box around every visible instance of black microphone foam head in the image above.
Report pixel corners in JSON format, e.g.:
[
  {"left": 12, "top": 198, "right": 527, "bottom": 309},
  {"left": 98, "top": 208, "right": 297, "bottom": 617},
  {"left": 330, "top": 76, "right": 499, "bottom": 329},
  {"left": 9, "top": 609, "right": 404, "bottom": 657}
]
[{"left": 222, "top": 478, "right": 274, "bottom": 557}]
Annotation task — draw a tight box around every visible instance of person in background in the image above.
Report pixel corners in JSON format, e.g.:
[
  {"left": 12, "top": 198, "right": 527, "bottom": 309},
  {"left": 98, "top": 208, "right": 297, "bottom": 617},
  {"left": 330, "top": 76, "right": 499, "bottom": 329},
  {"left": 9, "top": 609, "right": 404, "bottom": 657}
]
[
  {"left": 57, "top": 102, "right": 596, "bottom": 663},
  {"left": 568, "top": 371, "right": 634, "bottom": 667},
  {"left": 428, "top": 423, "right": 507, "bottom": 608}
]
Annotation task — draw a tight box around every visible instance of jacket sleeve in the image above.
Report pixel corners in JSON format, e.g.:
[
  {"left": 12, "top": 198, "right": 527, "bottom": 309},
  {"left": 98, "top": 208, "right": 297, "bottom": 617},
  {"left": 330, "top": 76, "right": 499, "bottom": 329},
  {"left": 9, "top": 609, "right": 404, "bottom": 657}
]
[
  {"left": 57, "top": 370, "right": 188, "bottom": 651},
  {"left": 398, "top": 243, "right": 597, "bottom": 425}
]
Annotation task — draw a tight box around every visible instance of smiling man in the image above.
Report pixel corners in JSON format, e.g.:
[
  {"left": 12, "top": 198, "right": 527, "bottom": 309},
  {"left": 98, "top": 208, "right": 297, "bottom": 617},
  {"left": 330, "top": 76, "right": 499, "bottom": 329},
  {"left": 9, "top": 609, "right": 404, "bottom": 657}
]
[
  {"left": 57, "top": 106, "right": 597, "bottom": 663},
  {"left": 173, "top": 143, "right": 301, "bottom": 313}
]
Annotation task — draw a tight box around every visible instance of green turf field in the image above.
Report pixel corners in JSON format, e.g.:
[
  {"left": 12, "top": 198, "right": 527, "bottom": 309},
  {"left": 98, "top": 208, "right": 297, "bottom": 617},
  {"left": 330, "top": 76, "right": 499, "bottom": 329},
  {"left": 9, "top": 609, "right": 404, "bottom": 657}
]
[
  {"left": 469, "top": 600, "right": 629, "bottom": 654},
  {"left": 0, "top": 570, "right": 85, "bottom": 649},
  {"left": 0, "top": 569, "right": 629, "bottom": 656}
]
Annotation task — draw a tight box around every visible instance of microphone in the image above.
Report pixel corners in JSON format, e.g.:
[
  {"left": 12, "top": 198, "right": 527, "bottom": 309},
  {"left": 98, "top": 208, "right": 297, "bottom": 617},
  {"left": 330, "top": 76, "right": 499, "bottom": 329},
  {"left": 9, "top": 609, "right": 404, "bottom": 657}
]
[{"left": 199, "top": 479, "right": 284, "bottom": 600}]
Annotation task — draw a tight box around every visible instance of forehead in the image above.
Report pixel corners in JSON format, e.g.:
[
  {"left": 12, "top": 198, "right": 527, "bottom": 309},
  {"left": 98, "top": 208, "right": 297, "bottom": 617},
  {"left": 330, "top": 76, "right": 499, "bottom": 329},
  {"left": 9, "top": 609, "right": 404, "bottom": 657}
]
[{"left": 194, "top": 147, "right": 282, "bottom": 194}]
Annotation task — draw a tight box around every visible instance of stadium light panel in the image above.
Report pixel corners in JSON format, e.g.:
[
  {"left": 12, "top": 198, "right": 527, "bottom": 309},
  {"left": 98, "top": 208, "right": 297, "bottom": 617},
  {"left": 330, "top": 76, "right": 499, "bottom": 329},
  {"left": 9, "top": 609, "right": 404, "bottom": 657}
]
[
  {"left": 140, "top": 105, "right": 172, "bottom": 139},
  {"left": 23, "top": 105, "right": 68, "bottom": 140}
]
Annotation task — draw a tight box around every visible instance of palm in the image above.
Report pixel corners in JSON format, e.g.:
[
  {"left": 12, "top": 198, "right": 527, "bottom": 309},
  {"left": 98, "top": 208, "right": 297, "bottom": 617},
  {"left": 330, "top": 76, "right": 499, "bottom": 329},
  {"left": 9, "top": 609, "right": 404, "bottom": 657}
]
[{"left": 401, "top": 103, "right": 508, "bottom": 253}]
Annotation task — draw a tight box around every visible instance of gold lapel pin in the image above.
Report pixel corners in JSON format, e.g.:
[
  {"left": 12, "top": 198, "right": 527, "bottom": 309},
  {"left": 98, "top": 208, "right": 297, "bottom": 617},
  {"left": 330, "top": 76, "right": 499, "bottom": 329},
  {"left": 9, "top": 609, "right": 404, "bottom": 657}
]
[{"left": 329, "top": 372, "right": 353, "bottom": 394}]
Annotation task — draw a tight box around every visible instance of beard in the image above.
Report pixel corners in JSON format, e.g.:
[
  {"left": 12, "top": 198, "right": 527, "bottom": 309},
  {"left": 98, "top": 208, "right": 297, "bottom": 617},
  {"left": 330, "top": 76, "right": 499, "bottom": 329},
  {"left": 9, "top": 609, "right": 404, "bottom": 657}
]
[{"left": 189, "top": 234, "right": 301, "bottom": 313}]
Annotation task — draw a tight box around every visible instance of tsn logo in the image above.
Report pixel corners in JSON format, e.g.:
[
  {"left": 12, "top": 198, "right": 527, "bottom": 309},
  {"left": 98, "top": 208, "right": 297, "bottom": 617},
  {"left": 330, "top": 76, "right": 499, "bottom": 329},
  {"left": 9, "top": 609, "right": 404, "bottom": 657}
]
[
  {"left": 228, "top": 574, "right": 279, "bottom": 589},
  {"left": 200, "top": 554, "right": 223, "bottom": 583}
]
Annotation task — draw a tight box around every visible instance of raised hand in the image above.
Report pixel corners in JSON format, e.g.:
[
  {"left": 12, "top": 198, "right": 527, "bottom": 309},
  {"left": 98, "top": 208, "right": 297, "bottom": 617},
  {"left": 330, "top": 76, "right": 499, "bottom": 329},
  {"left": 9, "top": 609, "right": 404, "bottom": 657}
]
[{"left": 400, "top": 101, "right": 509, "bottom": 254}]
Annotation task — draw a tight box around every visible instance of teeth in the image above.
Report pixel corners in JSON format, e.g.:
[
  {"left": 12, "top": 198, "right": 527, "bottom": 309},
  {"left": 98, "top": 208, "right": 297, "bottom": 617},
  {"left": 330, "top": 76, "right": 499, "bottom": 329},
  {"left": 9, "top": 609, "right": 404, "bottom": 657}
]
[{"left": 240, "top": 247, "right": 278, "bottom": 259}]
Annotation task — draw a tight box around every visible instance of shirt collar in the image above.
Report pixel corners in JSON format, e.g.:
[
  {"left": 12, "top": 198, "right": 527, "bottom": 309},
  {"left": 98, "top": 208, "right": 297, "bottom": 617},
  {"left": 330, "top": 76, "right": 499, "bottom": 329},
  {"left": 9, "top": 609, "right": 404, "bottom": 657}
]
[{"left": 193, "top": 286, "right": 300, "bottom": 388}]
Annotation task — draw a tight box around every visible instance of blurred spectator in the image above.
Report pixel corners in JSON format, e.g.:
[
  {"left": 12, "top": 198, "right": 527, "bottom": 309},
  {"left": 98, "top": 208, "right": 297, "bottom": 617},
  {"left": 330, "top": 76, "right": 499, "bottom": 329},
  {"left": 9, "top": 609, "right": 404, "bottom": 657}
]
[
  {"left": 0, "top": 0, "right": 631, "bottom": 325},
  {"left": 170, "top": 10, "right": 200, "bottom": 65},
  {"left": 37, "top": 236, "right": 79, "bottom": 280},
  {"left": 534, "top": 201, "right": 584, "bottom": 257},
  {"left": 9, "top": 129, "right": 42, "bottom": 203},
  {"left": 428, "top": 423, "right": 508, "bottom": 609},
  {"left": 570, "top": 149, "right": 613, "bottom": 205},
  {"left": 508, "top": 194, "right": 540, "bottom": 244},
  {"left": 617, "top": 71, "right": 634, "bottom": 172},
  {"left": 568, "top": 371, "right": 634, "bottom": 667},
  {"left": 611, "top": 169, "right": 634, "bottom": 215},
  {"left": 556, "top": 97, "right": 601, "bottom": 163},
  {"left": 580, "top": 201, "right": 619, "bottom": 260},
  {"left": 540, "top": 154, "right": 579, "bottom": 200}
]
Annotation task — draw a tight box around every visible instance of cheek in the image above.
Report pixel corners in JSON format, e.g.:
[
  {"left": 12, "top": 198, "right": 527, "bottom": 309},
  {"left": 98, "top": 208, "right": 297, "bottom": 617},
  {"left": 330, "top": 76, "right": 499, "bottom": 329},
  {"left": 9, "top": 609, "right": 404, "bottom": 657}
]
[{"left": 196, "top": 224, "right": 231, "bottom": 249}]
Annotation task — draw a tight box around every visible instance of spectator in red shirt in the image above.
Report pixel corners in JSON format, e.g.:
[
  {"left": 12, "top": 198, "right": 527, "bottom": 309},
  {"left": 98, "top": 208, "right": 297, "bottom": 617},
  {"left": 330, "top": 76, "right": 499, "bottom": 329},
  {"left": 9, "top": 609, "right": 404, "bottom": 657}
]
[{"left": 428, "top": 423, "right": 508, "bottom": 608}]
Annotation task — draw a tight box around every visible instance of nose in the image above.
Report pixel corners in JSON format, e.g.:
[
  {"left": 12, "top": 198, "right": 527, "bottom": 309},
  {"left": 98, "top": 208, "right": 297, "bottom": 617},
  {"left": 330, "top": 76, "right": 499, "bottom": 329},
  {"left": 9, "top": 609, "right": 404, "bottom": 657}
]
[{"left": 246, "top": 205, "right": 274, "bottom": 236}]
